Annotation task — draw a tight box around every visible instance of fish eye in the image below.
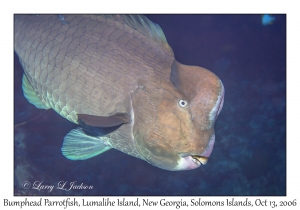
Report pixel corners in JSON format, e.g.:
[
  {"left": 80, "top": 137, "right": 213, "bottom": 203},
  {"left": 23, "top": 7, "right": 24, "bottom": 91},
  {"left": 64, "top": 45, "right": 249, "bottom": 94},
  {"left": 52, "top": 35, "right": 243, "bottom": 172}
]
[{"left": 178, "top": 99, "right": 188, "bottom": 108}]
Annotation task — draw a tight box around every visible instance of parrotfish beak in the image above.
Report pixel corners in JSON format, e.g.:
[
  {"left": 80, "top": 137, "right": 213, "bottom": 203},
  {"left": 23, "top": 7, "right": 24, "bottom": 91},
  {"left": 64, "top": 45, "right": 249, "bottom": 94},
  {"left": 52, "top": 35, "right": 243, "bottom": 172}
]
[
  {"left": 174, "top": 133, "right": 215, "bottom": 170},
  {"left": 175, "top": 154, "right": 208, "bottom": 170}
]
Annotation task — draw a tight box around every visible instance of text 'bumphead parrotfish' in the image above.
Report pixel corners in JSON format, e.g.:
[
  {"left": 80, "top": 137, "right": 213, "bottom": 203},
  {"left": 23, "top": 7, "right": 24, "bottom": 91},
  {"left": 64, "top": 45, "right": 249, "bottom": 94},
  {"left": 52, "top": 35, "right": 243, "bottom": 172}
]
[{"left": 14, "top": 15, "right": 224, "bottom": 171}]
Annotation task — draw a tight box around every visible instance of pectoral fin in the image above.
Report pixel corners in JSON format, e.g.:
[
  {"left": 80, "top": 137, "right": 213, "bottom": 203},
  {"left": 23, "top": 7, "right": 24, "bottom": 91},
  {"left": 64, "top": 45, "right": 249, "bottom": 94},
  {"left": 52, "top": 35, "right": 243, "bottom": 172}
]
[
  {"left": 22, "top": 74, "right": 50, "bottom": 109},
  {"left": 77, "top": 113, "right": 130, "bottom": 127},
  {"left": 61, "top": 127, "right": 111, "bottom": 160}
]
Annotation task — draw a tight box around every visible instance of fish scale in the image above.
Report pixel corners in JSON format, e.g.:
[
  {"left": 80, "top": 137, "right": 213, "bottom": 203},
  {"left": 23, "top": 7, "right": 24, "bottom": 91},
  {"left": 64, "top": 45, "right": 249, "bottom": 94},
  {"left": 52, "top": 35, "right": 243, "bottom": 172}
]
[
  {"left": 15, "top": 15, "right": 172, "bottom": 123},
  {"left": 15, "top": 15, "right": 224, "bottom": 171}
]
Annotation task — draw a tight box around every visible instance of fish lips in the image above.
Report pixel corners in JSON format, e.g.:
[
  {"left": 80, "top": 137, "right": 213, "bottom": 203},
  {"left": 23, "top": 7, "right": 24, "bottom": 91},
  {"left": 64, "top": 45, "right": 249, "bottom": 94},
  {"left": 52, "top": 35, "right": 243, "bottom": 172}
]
[
  {"left": 175, "top": 154, "right": 207, "bottom": 170},
  {"left": 175, "top": 133, "right": 215, "bottom": 170}
]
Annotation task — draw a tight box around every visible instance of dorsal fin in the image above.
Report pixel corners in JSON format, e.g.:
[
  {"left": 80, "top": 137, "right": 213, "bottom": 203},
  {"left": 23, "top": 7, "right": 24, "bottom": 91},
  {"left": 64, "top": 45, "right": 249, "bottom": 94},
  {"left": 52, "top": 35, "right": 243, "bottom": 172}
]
[{"left": 106, "top": 15, "right": 171, "bottom": 49}]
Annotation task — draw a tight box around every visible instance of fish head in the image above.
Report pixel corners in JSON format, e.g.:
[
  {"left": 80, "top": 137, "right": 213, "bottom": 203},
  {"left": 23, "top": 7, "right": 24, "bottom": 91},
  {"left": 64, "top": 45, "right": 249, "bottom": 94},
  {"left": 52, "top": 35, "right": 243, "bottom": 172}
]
[{"left": 131, "top": 61, "right": 224, "bottom": 171}]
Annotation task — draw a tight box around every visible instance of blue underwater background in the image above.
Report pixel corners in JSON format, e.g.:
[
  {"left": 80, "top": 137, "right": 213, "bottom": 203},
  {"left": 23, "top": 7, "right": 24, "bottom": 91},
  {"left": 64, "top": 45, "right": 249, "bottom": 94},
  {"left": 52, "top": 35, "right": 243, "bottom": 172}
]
[{"left": 14, "top": 15, "right": 286, "bottom": 196}]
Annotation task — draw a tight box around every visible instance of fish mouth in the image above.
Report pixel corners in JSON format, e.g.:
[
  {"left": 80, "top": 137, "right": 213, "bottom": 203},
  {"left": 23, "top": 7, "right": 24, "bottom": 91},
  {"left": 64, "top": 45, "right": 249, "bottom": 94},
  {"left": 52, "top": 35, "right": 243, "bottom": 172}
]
[
  {"left": 191, "top": 155, "right": 208, "bottom": 165},
  {"left": 174, "top": 153, "right": 208, "bottom": 170}
]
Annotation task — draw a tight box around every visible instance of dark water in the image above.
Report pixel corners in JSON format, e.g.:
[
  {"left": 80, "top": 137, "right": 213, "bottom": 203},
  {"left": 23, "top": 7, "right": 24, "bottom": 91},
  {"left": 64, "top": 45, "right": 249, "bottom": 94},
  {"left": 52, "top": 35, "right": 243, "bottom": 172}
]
[{"left": 14, "top": 15, "right": 286, "bottom": 195}]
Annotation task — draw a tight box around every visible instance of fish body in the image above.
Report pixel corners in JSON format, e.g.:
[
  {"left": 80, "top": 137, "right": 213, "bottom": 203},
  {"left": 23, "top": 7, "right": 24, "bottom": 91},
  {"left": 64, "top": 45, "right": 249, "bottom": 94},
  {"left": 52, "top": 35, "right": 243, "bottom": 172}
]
[{"left": 14, "top": 15, "right": 224, "bottom": 171}]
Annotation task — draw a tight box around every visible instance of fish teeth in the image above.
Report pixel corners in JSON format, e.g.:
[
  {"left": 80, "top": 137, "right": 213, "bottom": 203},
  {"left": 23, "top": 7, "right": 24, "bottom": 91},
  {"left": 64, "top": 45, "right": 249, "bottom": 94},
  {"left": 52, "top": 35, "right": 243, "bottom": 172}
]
[
  {"left": 191, "top": 158, "right": 200, "bottom": 165},
  {"left": 191, "top": 155, "right": 208, "bottom": 165}
]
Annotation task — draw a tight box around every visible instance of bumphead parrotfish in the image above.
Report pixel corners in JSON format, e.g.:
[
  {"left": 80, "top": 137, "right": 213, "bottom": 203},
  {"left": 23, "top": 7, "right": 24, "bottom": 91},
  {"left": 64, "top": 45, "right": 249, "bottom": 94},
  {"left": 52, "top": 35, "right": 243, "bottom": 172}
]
[{"left": 14, "top": 15, "right": 224, "bottom": 171}]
